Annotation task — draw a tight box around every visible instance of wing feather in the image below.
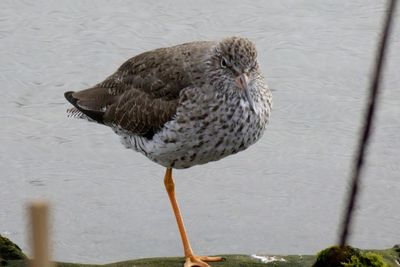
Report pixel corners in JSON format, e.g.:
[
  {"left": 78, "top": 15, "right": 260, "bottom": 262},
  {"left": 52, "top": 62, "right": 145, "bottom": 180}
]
[{"left": 64, "top": 41, "right": 214, "bottom": 138}]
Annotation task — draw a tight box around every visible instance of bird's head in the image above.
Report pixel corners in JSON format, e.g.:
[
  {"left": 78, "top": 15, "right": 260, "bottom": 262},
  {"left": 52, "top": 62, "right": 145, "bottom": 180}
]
[{"left": 208, "top": 37, "right": 260, "bottom": 112}]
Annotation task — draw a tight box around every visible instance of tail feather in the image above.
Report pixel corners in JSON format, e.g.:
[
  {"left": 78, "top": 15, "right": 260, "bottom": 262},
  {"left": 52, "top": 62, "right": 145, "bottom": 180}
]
[
  {"left": 64, "top": 91, "right": 105, "bottom": 124},
  {"left": 66, "top": 107, "right": 91, "bottom": 120}
]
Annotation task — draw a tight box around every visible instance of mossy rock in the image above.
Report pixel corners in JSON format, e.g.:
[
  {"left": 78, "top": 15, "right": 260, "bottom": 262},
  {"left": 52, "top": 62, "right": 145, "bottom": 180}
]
[
  {"left": 343, "top": 251, "right": 388, "bottom": 267},
  {"left": 0, "top": 235, "right": 27, "bottom": 266},
  {"left": 313, "top": 245, "right": 359, "bottom": 267},
  {"left": 313, "top": 245, "right": 396, "bottom": 267},
  {"left": 6, "top": 250, "right": 399, "bottom": 267},
  {"left": 3, "top": 234, "right": 400, "bottom": 267},
  {"left": 6, "top": 255, "right": 315, "bottom": 267}
]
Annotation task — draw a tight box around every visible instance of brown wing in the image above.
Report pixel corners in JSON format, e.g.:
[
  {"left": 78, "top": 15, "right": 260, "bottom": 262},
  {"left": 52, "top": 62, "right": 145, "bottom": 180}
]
[
  {"left": 65, "top": 87, "right": 178, "bottom": 139},
  {"left": 65, "top": 41, "right": 213, "bottom": 138},
  {"left": 105, "top": 89, "right": 178, "bottom": 138}
]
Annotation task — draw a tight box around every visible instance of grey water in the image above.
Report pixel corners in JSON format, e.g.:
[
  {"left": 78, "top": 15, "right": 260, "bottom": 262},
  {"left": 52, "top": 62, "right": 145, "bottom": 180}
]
[{"left": 1, "top": 0, "right": 399, "bottom": 264}]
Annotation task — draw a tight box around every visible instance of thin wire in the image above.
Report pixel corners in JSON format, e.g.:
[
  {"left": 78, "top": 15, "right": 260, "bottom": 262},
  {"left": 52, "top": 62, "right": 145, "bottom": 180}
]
[{"left": 339, "top": 0, "right": 398, "bottom": 247}]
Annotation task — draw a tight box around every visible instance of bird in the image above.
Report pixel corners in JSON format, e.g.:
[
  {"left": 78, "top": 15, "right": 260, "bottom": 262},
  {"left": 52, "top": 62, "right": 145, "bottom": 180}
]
[{"left": 64, "top": 36, "right": 272, "bottom": 267}]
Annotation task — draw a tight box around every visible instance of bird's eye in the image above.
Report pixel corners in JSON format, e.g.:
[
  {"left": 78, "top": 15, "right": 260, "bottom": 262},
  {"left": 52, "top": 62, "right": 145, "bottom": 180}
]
[{"left": 220, "top": 58, "right": 228, "bottom": 68}]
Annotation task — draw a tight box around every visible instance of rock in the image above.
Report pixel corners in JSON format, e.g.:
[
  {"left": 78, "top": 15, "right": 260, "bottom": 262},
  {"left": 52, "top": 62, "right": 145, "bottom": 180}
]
[
  {"left": 0, "top": 235, "right": 27, "bottom": 261},
  {"left": 312, "top": 245, "right": 392, "bottom": 267},
  {"left": 312, "top": 245, "right": 359, "bottom": 267}
]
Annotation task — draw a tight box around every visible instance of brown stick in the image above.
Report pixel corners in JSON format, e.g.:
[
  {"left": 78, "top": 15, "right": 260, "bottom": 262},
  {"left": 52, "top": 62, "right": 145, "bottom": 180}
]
[
  {"left": 338, "top": 0, "right": 398, "bottom": 246},
  {"left": 29, "top": 201, "right": 54, "bottom": 267}
]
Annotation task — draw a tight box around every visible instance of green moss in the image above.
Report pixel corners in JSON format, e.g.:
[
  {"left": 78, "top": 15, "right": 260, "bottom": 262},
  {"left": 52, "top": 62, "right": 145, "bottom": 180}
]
[
  {"left": 0, "top": 235, "right": 27, "bottom": 263},
  {"left": 313, "top": 246, "right": 397, "bottom": 267},
  {"left": 313, "top": 245, "right": 359, "bottom": 267},
  {"left": 3, "top": 235, "right": 400, "bottom": 267},
  {"left": 6, "top": 249, "right": 400, "bottom": 267},
  {"left": 343, "top": 252, "right": 388, "bottom": 267},
  {"left": 6, "top": 255, "right": 312, "bottom": 267}
]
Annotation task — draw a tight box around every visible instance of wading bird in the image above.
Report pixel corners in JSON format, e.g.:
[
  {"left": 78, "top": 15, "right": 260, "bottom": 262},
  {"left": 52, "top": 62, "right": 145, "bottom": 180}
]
[{"left": 64, "top": 37, "right": 272, "bottom": 267}]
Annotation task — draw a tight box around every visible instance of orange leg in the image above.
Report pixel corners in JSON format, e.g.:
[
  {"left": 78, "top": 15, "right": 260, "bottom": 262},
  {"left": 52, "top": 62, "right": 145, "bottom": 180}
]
[{"left": 164, "top": 167, "right": 224, "bottom": 267}]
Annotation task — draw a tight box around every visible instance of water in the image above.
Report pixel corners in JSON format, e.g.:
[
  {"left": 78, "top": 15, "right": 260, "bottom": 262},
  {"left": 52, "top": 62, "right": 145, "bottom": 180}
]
[{"left": 1, "top": 0, "right": 399, "bottom": 264}]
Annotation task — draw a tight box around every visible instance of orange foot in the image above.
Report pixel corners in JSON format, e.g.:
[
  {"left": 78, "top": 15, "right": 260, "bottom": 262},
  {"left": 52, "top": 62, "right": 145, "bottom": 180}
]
[{"left": 184, "top": 255, "right": 224, "bottom": 267}]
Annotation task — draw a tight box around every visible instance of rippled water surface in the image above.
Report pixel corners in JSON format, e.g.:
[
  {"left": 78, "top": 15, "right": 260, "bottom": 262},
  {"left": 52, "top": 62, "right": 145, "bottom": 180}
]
[{"left": 1, "top": 0, "right": 399, "bottom": 264}]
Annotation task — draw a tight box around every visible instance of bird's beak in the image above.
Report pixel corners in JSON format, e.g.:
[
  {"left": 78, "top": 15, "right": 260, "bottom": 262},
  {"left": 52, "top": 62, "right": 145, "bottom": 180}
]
[{"left": 235, "top": 73, "right": 255, "bottom": 112}]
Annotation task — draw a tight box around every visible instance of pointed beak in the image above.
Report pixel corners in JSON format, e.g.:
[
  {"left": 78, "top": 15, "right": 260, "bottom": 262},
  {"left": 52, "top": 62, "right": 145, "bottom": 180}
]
[{"left": 235, "top": 73, "right": 255, "bottom": 112}]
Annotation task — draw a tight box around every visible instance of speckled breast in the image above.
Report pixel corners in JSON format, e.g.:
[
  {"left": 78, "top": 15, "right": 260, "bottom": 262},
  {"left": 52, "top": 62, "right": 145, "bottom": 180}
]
[{"left": 142, "top": 85, "right": 272, "bottom": 169}]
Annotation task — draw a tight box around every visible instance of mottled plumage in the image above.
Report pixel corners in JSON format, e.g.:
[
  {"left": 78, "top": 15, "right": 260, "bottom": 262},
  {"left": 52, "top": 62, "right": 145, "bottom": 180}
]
[
  {"left": 65, "top": 37, "right": 272, "bottom": 168},
  {"left": 65, "top": 36, "right": 272, "bottom": 267}
]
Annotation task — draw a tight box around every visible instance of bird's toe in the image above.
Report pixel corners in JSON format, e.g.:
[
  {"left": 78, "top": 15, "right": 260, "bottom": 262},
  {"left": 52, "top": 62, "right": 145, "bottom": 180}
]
[{"left": 184, "top": 255, "right": 224, "bottom": 267}]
